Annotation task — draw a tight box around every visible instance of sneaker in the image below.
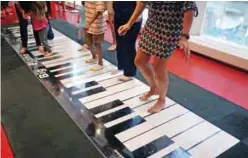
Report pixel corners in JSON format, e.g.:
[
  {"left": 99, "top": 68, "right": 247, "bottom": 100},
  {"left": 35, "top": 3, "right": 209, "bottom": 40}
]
[
  {"left": 85, "top": 58, "right": 97, "bottom": 64},
  {"left": 89, "top": 65, "right": 104, "bottom": 71},
  {"left": 108, "top": 44, "right": 116, "bottom": 51}
]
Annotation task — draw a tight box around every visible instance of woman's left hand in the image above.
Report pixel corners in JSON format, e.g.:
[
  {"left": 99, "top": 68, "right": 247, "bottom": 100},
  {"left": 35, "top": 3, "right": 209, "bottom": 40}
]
[{"left": 179, "top": 37, "right": 190, "bottom": 63}]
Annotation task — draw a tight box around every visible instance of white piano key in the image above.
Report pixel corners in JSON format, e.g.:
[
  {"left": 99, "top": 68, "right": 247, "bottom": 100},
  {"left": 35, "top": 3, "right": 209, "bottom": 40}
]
[
  {"left": 83, "top": 85, "right": 149, "bottom": 109},
  {"left": 172, "top": 121, "right": 221, "bottom": 150},
  {"left": 188, "top": 131, "right": 239, "bottom": 158},
  {"left": 124, "top": 112, "right": 203, "bottom": 151},
  {"left": 147, "top": 143, "right": 180, "bottom": 158},
  {"left": 31, "top": 51, "right": 44, "bottom": 57},
  {"left": 72, "top": 75, "right": 123, "bottom": 95},
  {"left": 60, "top": 65, "right": 116, "bottom": 84},
  {"left": 46, "top": 56, "right": 89, "bottom": 68},
  {"left": 79, "top": 80, "right": 143, "bottom": 104},
  {"left": 95, "top": 104, "right": 128, "bottom": 118},
  {"left": 72, "top": 84, "right": 102, "bottom": 95},
  {"left": 116, "top": 104, "right": 188, "bottom": 142},
  {"left": 123, "top": 95, "right": 159, "bottom": 109},
  {"left": 132, "top": 98, "right": 176, "bottom": 118},
  {"left": 64, "top": 71, "right": 123, "bottom": 88},
  {"left": 55, "top": 60, "right": 111, "bottom": 78},
  {"left": 104, "top": 113, "right": 139, "bottom": 128},
  {"left": 42, "top": 53, "right": 86, "bottom": 66}
]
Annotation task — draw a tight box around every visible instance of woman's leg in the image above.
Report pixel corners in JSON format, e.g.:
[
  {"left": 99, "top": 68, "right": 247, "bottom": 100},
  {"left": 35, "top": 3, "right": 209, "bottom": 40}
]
[
  {"left": 108, "top": 20, "right": 117, "bottom": 51},
  {"left": 135, "top": 49, "right": 157, "bottom": 100},
  {"left": 148, "top": 58, "right": 169, "bottom": 113}
]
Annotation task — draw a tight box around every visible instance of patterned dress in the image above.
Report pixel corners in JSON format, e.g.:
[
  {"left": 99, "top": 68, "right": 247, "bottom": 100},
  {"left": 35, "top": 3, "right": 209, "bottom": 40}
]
[{"left": 139, "top": 2, "right": 198, "bottom": 58}]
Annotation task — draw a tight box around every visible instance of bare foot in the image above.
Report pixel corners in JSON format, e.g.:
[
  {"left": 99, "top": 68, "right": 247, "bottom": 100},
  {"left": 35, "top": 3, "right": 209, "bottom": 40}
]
[
  {"left": 44, "top": 52, "right": 53, "bottom": 57},
  {"left": 108, "top": 44, "right": 116, "bottom": 51},
  {"left": 19, "top": 47, "right": 26, "bottom": 54},
  {"left": 148, "top": 99, "right": 165, "bottom": 113},
  {"left": 139, "top": 89, "right": 158, "bottom": 101},
  {"left": 111, "top": 69, "right": 122, "bottom": 75},
  {"left": 118, "top": 75, "right": 132, "bottom": 81},
  {"left": 38, "top": 46, "right": 44, "bottom": 53}
]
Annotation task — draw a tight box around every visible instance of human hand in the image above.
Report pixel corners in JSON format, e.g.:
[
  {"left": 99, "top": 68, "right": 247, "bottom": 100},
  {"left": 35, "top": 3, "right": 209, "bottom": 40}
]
[
  {"left": 118, "top": 23, "right": 131, "bottom": 36},
  {"left": 179, "top": 37, "right": 190, "bottom": 63}
]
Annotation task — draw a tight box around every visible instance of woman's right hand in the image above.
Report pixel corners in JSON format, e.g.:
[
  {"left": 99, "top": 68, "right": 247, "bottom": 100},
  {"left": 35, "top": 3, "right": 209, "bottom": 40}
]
[{"left": 118, "top": 23, "right": 131, "bottom": 36}]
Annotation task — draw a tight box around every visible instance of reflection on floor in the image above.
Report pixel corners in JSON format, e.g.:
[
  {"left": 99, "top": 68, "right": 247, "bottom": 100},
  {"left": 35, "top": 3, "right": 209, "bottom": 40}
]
[{"left": 1, "top": 25, "right": 242, "bottom": 158}]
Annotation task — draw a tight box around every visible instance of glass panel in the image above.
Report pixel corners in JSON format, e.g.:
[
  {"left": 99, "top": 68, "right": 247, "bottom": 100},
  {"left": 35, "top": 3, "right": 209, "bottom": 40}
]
[{"left": 201, "top": 1, "right": 248, "bottom": 46}]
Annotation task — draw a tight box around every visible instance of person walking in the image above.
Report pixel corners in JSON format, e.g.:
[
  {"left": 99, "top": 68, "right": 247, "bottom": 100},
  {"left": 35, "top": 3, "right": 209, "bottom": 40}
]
[{"left": 118, "top": 2, "right": 198, "bottom": 113}]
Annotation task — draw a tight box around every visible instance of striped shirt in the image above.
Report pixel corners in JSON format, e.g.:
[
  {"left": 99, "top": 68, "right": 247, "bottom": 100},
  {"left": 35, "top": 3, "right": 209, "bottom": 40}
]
[{"left": 85, "top": 1, "right": 106, "bottom": 35}]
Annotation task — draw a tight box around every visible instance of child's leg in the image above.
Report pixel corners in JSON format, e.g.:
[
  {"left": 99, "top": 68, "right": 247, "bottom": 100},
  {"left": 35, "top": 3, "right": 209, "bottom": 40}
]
[
  {"left": 33, "top": 29, "right": 43, "bottom": 52},
  {"left": 94, "top": 34, "right": 104, "bottom": 66},
  {"left": 89, "top": 34, "right": 104, "bottom": 71},
  {"left": 95, "top": 42, "right": 103, "bottom": 66},
  {"left": 85, "top": 33, "right": 97, "bottom": 63},
  {"left": 38, "top": 27, "right": 52, "bottom": 55},
  {"left": 82, "top": 28, "right": 89, "bottom": 48}
]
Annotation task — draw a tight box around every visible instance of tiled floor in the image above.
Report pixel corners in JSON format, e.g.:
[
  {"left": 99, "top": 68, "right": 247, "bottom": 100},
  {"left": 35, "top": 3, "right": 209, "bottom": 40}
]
[{"left": 2, "top": 25, "right": 244, "bottom": 158}]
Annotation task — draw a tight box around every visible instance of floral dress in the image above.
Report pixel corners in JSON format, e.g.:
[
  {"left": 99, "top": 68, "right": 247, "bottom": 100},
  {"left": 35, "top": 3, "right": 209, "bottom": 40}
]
[{"left": 139, "top": 1, "right": 198, "bottom": 58}]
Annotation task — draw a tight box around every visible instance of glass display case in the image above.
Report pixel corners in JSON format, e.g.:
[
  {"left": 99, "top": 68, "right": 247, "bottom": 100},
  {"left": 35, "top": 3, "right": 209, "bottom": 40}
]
[{"left": 201, "top": 1, "right": 248, "bottom": 46}]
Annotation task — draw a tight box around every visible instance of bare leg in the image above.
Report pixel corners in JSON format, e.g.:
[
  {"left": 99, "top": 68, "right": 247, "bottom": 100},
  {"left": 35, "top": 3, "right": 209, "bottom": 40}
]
[
  {"left": 89, "top": 45, "right": 97, "bottom": 60},
  {"left": 95, "top": 42, "right": 103, "bottom": 66},
  {"left": 148, "top": 58, "right": 169, "bottom": 113},
  {"left": 108, "top": 21, "right": 116, "bottom": 51},
  {"left": 135, "top": 49, "right": 158, "bottom": 100}
]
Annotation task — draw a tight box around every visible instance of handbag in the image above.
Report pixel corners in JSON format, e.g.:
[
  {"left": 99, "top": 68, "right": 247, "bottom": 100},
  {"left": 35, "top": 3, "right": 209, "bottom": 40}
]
[{"left": 47, "top": 19, "right": 54, "bottom": 40}]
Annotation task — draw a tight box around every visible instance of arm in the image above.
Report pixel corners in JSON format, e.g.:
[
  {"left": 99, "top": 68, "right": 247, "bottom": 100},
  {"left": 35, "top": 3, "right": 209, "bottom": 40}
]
[
  {"left": 106, "top": 1, "right": 114, "bottom": 23},
  {"left": 182, "top": 2, "right": 197, "bottom": 35},
  {"left": 118, "top": 1, "right": 145, "bottom": 35},
  {"left": 182, "top": 10, "right": 194, "bottom": 34},
  {"left": 180, "top": 2, "right": 198, "bottom": 62},
  {"left": 106, "top": 1, "right": 114, "bottom": 15},
  {"left": 127, "top": 1, "right": 145, "bottom": 27}
]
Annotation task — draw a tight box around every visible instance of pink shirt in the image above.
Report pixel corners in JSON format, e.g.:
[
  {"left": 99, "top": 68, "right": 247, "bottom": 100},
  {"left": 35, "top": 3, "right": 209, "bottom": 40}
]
[{"left": 31, "top": 15, "right": 48, "bottom": 31}]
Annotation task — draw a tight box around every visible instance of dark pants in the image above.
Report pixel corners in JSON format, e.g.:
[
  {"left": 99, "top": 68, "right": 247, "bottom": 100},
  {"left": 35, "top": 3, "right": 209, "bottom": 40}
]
[
  {"left": 115, "top": 20, "right": 142, "bottom": 77},
  {"left": 15, "top": 4, "right": 41, "bottom": 48}
]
